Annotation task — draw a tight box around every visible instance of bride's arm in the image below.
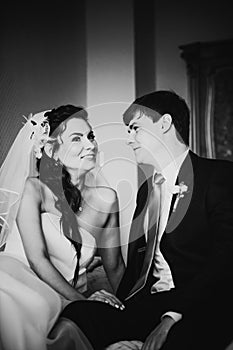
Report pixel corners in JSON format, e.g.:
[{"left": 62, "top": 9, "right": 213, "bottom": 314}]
[
  {"left": 96, "top": 189, "right": 125, "bottom": 293},
  {"left": 16, "top": 178, "right": 85, "bottom": 302}
]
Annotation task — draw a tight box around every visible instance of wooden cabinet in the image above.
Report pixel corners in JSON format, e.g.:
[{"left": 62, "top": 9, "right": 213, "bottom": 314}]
[{"left": 180, "top": 39, "right": 233, "bottom": 160}]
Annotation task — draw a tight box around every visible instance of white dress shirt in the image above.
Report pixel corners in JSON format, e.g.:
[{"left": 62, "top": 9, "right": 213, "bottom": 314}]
[{"left": 143, "top": 149, "right": 189, "bottom": 322}]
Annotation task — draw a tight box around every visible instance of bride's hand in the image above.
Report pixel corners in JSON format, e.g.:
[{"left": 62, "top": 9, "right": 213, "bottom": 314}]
[{"left": 88, "top": 289, "right": 125, "bottom": 310}]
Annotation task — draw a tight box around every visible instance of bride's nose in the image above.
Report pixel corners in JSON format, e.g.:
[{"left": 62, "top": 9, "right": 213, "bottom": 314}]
[{"left": 83, "top": 137, "right": 95, "bottom": 150}]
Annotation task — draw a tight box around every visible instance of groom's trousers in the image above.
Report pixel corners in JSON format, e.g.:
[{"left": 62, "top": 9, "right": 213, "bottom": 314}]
[{"left": 61, "top": 278, "right": 233, "bottom": 350}]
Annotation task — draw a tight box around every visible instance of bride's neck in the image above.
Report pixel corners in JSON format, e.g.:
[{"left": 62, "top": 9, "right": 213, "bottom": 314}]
[{"left": 70, "top": 172, "right": 86, "bottom": 191}]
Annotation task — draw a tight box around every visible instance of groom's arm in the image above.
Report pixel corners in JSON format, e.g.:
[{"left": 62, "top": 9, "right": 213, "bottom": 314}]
[{"left": 170, "top": 162, "right": 233, "bottom": 314}]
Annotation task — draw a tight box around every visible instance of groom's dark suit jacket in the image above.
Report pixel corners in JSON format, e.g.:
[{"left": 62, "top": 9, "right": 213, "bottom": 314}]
[{"left": 117, "top": 151, "right": 233, "bottom": 314}]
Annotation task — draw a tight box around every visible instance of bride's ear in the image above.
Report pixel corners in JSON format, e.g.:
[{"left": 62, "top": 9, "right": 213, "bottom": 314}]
[{"left": 44, "top": 143, "right": 57, "bottom": 159}]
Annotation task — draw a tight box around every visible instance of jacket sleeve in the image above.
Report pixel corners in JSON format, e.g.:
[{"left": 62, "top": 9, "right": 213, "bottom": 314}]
[{"left": 172, "top": 162, "right": 233, "bottom": 314}]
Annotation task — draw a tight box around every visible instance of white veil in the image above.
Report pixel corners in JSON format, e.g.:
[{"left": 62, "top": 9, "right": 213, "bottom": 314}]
[
  {"left": 0, "top": 110, "right": 111, "bottom": 249},
  {"left": 0, "top": 111, "right": 50, "bottom": 248}
]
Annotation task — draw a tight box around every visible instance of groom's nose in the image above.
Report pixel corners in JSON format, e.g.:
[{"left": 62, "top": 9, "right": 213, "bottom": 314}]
[{"left": 126, "top": 131, "right": 135, "bottom": 146}]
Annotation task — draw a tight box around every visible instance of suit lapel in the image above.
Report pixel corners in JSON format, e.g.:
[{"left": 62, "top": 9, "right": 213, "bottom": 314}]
[
  {"left": 127, "top": 176, "right": 152, "bottom": 259},
  {"left": 166, "top": 151, "right": 195, "bottom": 234},
  {"left": 117, "top": 176, "right": 152, "bottom": 299}
]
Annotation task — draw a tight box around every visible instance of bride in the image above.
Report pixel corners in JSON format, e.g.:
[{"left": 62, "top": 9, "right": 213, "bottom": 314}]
[{"left": 0, "top": 105, "right": 125, "bottom": 350}]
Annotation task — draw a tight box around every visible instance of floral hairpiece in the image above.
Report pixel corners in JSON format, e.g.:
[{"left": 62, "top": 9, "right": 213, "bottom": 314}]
[{"left": 23, "top": 112, "right": 50, "bottom": 159}]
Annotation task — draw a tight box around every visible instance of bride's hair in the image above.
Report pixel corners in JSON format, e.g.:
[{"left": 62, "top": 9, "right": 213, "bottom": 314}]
[{"left": 37, "top": 105, "right": 88, "bottom": 286}]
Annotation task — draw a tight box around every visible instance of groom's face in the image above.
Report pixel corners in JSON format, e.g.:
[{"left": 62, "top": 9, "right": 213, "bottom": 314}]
[{"left": 126, "top": 110, "right": 164, "bottom": 167}]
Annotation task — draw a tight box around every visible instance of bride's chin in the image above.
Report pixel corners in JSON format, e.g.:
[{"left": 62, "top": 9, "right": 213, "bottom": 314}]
[
  {"left": 82, "top": 162, "right": 96, "bottom": 173},
  {"left": 88, "top": 163, "right": 96, "bottom": 172}
]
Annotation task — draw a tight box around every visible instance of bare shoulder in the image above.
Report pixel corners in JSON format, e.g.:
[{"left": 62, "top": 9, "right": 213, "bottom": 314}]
[
  {"left": 96, "top": 186, "right": 118, "bottom": 202},
  {"left": 23, "top": 177, "right": 42, "bottom": 200},
  {"left": 88, "top": 186, "right": 119, "bottom": 212}
]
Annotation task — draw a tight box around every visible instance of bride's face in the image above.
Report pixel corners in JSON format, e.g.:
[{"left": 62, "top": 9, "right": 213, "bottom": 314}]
[{"left": 54, "top": 117, "right": 98, "bottom": 174}]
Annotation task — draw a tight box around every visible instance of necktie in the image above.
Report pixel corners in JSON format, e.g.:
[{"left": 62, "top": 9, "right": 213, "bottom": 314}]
[{"left": 126, "top": 173, "right": 165, "bottom": 300}]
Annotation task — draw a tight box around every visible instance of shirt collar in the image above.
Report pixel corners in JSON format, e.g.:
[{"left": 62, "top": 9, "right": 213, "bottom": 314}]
[{"left": 154, "top": 149, "right": 189, "bottom": 188}]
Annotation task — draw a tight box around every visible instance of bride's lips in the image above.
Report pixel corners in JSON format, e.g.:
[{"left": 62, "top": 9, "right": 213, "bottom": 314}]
[{"left": 81, "top": 153, "right": 96, "bottom": 159}]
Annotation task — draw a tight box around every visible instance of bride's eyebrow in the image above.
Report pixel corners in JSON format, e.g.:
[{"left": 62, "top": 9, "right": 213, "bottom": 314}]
[
  {"left": 69, "top": 132, "right": 83, "bottom": 137},
  {"left": 69, "top": 130, "right": 93, "bottom": 137}
]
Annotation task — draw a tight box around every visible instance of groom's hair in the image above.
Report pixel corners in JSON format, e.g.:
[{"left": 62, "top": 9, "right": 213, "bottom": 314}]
[{"left": 123, "top": 90, "right": 190, "bottom": 145}]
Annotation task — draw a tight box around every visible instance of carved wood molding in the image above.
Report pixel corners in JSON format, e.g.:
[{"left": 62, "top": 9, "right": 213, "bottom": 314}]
[{"left": 180, "top": 39, "right": 233, "bottom": 159}]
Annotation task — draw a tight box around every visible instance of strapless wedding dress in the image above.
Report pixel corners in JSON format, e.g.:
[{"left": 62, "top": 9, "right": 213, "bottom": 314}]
[{"left": 0, "top": 213, "right": 95, "bottom": 350}]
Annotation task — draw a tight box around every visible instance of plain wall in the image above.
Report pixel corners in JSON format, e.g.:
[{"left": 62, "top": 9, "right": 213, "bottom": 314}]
[
  {"left": 86, "top": 0, "right": 137, "bottom": 252},
  {"left": 0, "top": 1, "right": 87, "bottom": 165}
]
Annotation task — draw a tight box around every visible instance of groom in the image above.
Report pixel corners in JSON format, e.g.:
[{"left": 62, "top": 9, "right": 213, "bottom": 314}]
[{"left": 62, "top": 90, "right": 233, "bottom": 349}]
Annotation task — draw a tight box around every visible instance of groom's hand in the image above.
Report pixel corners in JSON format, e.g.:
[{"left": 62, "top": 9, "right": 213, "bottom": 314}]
[
  {"left": 142, "top": 316, "right": 175, "bottom": 350},
  {"left": 88, "top": 289, "right": 125, "bottom": 310}
]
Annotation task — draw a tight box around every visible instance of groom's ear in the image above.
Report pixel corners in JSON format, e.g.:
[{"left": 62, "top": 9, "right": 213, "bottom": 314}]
[
  {"left": 44, "top": 143, "right": 57, "bottom": 160},
  {"left": 161, "top": 113, "right": 172, "bottom": 133}
]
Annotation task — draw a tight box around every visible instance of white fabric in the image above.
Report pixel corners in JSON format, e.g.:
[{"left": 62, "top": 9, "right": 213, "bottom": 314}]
[
  {"left": 0, "top": 111, "right": 50, "bottom": 248},
  {"left": 0, "top": 110, "right": 111, "bottom": 350},
  {"left": 145, "top": 149, "right": 189, "bottom": 323},
  {"left": 143, "top": 150, "right": 188, "bottom": 322},
  {"left": 106, "top": 340, "right": 143, "bottom": 350},
  {"left": 0, "top": 213, "right": 96, "bottom": 350},
  {"left": 5, "top": 213, "right": 96, "bottom": 290},
  {"left": 161, "top": 311, "right": 182, "bottom": 323},
  {"left": 48, "top": 318, "right": 93, "bottom": 350},
  {"left": 148, "top": 149, "right": 189, "bottom": 293},
  {"left": 0, "top": 110, "right": 110, "bottom": 350}
]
